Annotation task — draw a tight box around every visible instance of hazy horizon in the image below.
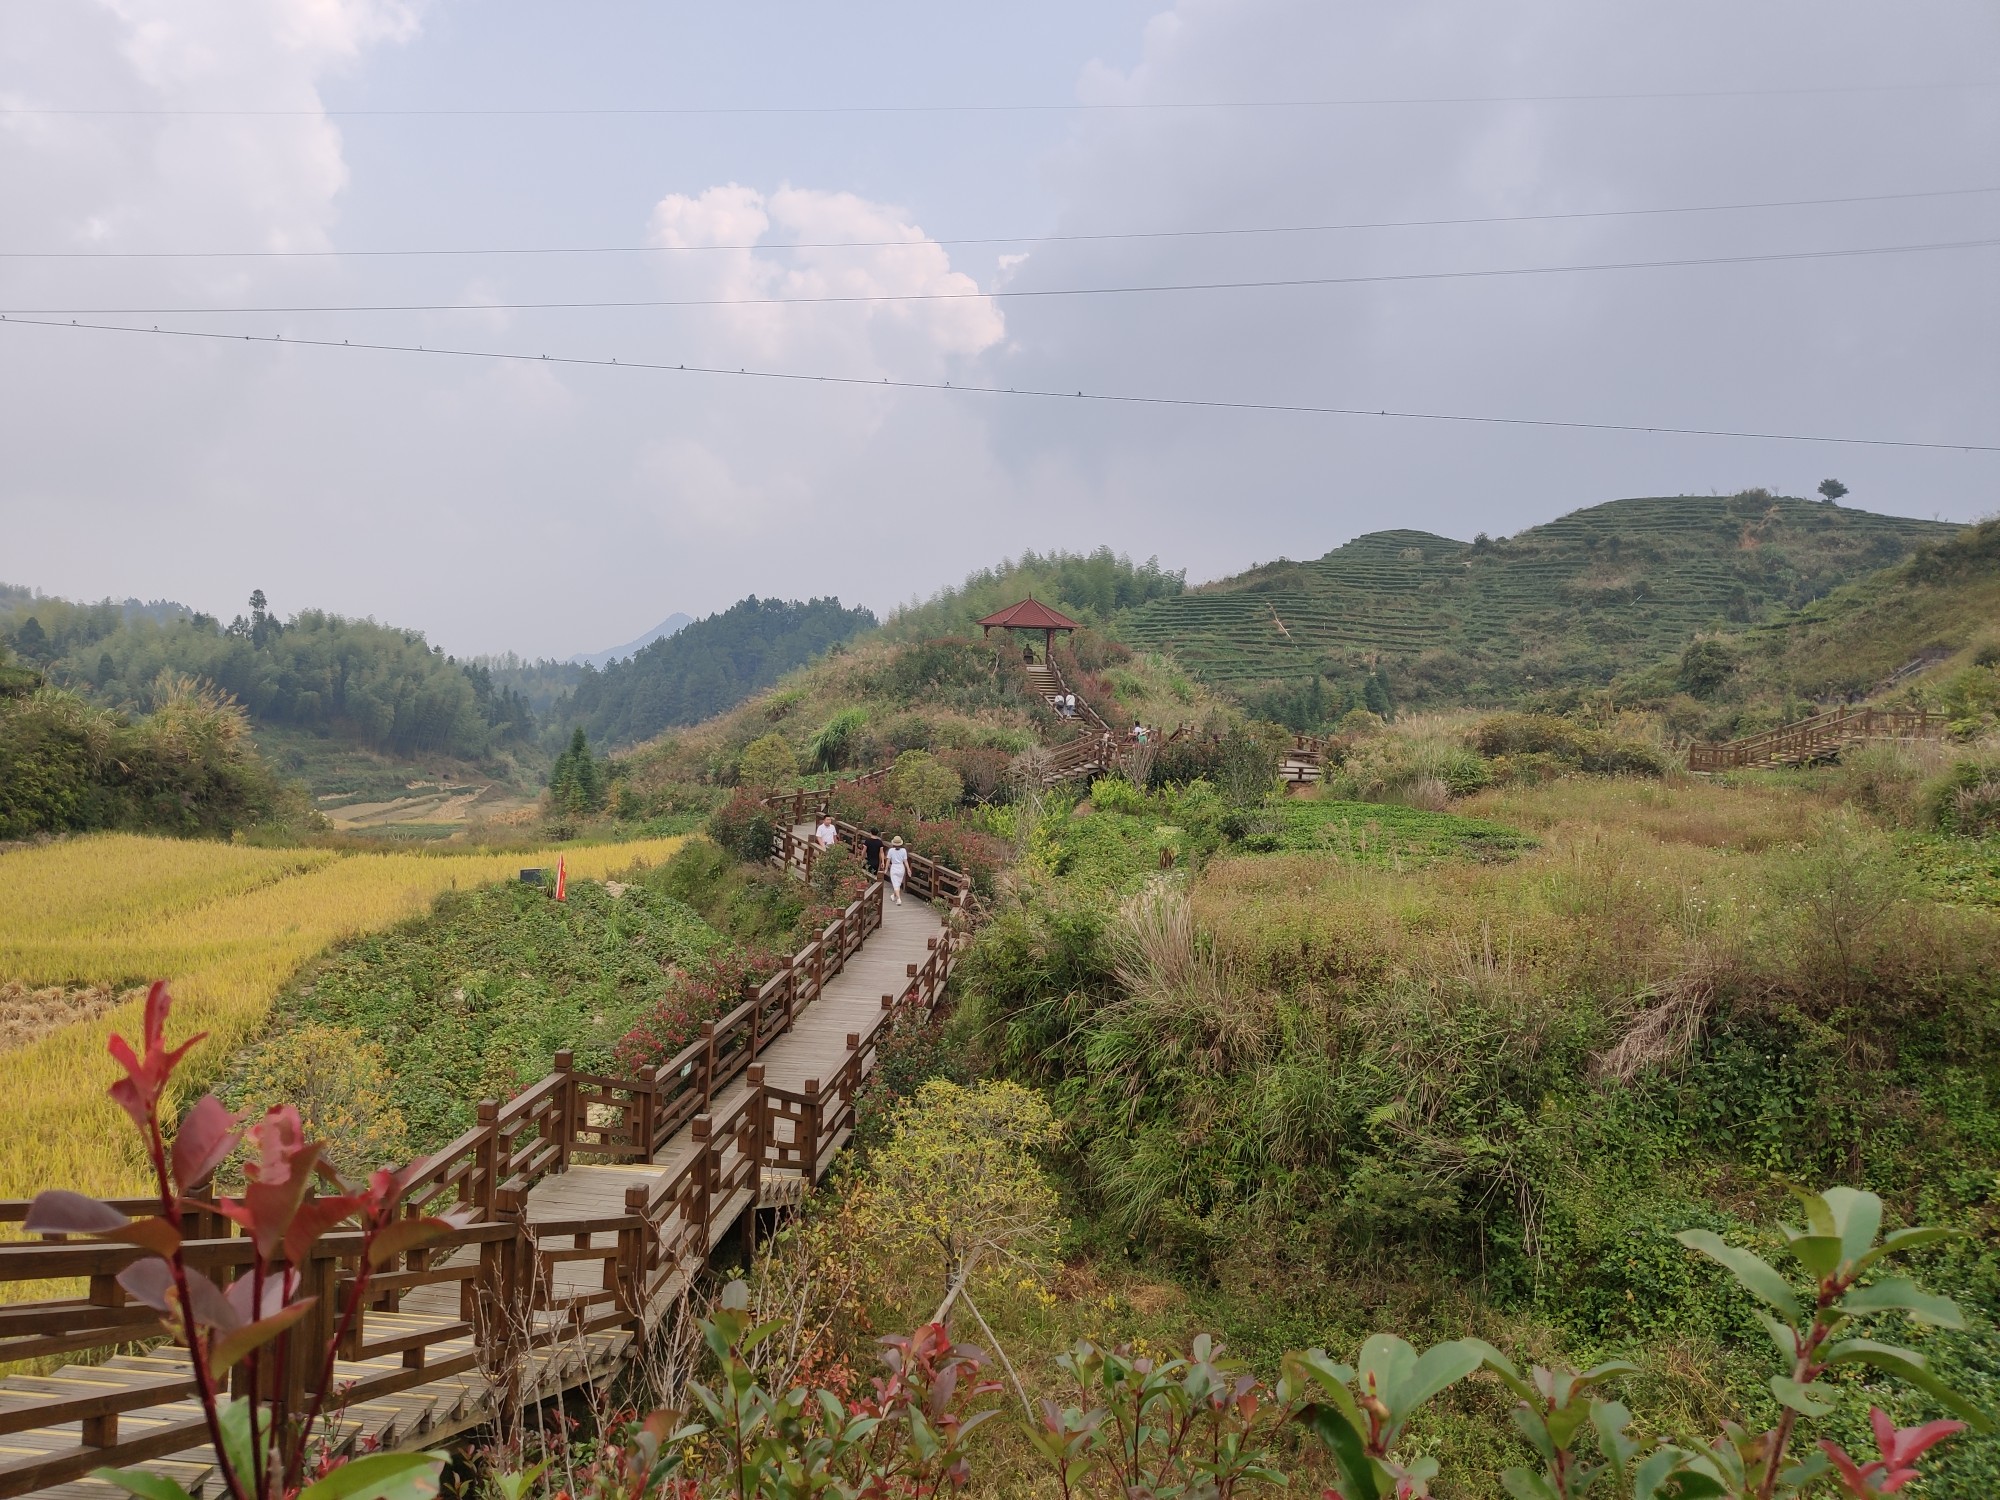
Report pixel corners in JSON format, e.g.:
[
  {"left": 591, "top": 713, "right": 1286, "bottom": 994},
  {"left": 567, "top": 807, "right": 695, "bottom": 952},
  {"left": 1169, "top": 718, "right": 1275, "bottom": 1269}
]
[{"left": 5, "top": 2, "right": 1995, "bottom": 658}]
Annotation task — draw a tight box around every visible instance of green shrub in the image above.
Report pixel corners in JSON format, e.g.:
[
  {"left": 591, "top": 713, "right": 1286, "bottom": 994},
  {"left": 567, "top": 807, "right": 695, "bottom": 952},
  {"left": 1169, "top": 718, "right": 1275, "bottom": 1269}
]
[
  {"left": 808, "top": 706, "right": 869, "bottom": 770},
  {"left": 1927, "top": 756, "right": 2000, "bottom": 837},
  {"left": 707, "top": 791, "right": 778, "bottom": 863},
  {"left": 738, "top": 731, "right": 799, "bottom": 789},
  {"left": 883, "top": 748, "right": 963, "bottom": 820}
]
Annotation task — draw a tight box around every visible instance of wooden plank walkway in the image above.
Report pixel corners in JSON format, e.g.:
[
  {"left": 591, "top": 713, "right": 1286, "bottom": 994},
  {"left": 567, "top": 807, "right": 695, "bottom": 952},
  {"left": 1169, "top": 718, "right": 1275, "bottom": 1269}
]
[
  {"left": 0, "top": 865, "right": 953, "bottom": 1500},
  {"left": 507, "top": 890, "right": 946, "bottom": 1307}
]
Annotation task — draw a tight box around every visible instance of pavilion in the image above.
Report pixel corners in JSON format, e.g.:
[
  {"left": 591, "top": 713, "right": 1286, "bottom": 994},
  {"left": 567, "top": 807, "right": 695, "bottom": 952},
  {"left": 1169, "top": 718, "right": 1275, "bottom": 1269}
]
[{"left": 976, "top": 598, "right": 1081, "bottom": 660}]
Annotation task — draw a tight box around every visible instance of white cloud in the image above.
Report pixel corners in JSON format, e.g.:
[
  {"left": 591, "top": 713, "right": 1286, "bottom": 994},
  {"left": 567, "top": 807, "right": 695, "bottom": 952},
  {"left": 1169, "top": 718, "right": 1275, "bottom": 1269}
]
[{"left": 643, "top": 182, "right": 1005, "bottom": 375}]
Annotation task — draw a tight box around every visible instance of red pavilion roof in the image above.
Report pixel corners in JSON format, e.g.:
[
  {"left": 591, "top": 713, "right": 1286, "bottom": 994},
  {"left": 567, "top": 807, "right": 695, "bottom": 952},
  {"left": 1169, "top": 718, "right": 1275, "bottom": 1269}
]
[{"left": 975, "top": 598, "right": 1081, "bottom": 631}]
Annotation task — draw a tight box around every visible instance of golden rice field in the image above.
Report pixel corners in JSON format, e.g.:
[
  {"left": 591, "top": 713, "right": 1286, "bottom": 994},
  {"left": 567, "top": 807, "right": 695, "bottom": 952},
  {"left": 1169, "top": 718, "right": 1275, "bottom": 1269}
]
[{"left": 0, "top": 833, "right": 685, "bottom": 1202}]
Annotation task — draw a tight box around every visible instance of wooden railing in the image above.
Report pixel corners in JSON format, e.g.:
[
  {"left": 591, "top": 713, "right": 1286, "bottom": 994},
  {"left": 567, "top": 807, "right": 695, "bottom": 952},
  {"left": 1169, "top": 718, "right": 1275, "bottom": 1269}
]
[
  {"left": 761, "top": 787, "right": 977, "bottom": 904},
  {"left": 0, "top": 859, "right": 976, "bottom": 1497},
  {"left": 1687, "top": 707, "right": 1951, "bottom": 772}
]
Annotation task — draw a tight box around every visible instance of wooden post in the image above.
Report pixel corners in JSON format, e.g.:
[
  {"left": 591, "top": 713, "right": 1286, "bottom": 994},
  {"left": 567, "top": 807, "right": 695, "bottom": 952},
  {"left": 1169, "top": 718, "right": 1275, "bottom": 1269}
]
[
  {"left": 746, "top": 1063, "right": 767, "bottom": 1214},
  {"left": 553, "top": 1049, "right": 575, "bottom": 1170},
  {"left": 700, "top": 1021, "right": 718, "bottom": 1111},
  {"left": 745, "top": 974, "right": 763, "bottom": 1059},
  {"left": 477, "top": 1099, "right": 501, "bottom": 1209},
  {"left": 801, "top": 1080, "right": 822, "bottom": 1182},
  {"left": 619, "top": 1185, "right": 649, "bottom": 1329},
  {"left": 690, "top": 1117, "right": 713, "bottom": 1241}
]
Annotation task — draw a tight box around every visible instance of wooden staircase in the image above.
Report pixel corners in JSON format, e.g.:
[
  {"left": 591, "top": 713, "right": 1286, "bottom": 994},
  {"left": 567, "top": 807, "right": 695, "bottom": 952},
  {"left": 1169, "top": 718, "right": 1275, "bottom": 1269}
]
[{"left": 1687, "top": 706, "right": 1950, "bottom": 772}]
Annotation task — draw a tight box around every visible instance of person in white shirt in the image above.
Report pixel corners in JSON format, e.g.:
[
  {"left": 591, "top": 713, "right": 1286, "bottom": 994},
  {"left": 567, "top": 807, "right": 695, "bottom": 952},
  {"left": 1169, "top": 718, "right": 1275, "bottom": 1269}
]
[
  {"left": 886, "top": 836, "right": 909, "bottom": 904},
  {"left": 814, "top": 813, "right": 838, "bottom": 850}
]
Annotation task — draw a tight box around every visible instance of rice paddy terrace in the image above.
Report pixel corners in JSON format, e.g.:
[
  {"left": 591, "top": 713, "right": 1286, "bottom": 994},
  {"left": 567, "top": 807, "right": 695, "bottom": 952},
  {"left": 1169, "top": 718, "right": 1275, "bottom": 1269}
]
[{"left": 1116, "top": 494, "right": 1955, "bottom": 691}]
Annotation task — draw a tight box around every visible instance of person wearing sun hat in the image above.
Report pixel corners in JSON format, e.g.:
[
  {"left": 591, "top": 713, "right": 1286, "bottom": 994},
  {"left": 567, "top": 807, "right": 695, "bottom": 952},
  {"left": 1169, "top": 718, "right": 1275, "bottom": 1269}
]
[{"left": 886, "top": 835, "right": 909, "bottom": 904}]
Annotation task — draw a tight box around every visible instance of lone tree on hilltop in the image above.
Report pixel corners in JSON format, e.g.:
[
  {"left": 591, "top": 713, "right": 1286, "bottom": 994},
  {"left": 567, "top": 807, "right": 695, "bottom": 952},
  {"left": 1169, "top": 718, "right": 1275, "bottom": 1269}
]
[{"left": 1818, "top": 478, "right": 1849, "bottom": 505}]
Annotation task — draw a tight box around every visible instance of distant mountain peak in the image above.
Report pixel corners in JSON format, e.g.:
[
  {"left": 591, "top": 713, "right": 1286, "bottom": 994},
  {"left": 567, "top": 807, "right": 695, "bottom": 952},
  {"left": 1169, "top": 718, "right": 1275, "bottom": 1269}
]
[{"left": 570, "top": 611, "right": 693, "bottom": 669}]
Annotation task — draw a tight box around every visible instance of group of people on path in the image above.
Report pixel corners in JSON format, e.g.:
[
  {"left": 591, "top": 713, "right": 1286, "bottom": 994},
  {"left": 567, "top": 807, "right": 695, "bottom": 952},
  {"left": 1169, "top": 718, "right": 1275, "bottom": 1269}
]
[{"left": 814, "top": 812, "right": 910, "bottom": 904}]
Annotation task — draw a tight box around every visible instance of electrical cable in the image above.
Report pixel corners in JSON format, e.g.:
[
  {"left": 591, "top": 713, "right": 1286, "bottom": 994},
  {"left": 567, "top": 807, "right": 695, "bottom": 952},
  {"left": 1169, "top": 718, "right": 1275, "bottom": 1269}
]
[
  {"left": 7, "top": 184, "right": 1995, "bottom": 260},
  {"left": 12, "top": 236, "right": 1996, "bottom": 317},
  {"left": 1, "top": 312, "right": 1992, "bottom": 454},
  {"left": 4, "top": 80, "right": 1996, "bottom": 117}
]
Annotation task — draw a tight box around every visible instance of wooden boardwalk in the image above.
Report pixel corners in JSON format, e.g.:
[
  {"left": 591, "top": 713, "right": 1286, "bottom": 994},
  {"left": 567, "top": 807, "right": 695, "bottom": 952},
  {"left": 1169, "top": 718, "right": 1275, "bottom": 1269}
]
[
  {"left": 0, "top": 842, "right": 964, "bottom": 1500},
  {"left": 1687, "top": 706, "right": 1950, "bottom": 771}
]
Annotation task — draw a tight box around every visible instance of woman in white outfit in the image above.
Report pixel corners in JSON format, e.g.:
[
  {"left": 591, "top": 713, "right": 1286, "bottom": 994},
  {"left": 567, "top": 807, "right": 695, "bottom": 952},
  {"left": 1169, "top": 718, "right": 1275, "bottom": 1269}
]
[{"left": 886, "top": 835, "right": 909, "bottom": 904}]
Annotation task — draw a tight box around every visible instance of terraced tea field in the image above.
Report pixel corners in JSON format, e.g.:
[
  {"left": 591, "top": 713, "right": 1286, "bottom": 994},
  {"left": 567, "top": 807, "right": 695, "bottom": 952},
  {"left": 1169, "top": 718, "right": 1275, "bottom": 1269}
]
[
  {"left": 1118, "top": 495, "right": 1954, "bottom": 691},
  {"left": 0, "top": 833, "right": 685, "bottom": 1200}
]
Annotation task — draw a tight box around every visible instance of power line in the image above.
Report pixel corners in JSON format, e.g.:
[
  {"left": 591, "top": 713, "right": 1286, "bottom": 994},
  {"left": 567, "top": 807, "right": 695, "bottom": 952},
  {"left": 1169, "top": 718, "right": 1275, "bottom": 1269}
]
[
  {"left": 7, "top": 184, "right": 1995, "bottom": 261},
  {"left": 12, "top": 236, "right": 1996, "bottom": 318},
  {"left": 1, "top": 312, "right": 1992, "bottom": 454},
  {"left": 4, "top": 81, "right": 1995, "bottom": 118}
]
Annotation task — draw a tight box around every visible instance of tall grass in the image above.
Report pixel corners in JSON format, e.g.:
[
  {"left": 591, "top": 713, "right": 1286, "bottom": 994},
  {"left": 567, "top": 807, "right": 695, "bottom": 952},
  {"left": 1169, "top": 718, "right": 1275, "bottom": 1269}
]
[{"left": 0, "top": 834, "right": 685, "bottom": 1201}]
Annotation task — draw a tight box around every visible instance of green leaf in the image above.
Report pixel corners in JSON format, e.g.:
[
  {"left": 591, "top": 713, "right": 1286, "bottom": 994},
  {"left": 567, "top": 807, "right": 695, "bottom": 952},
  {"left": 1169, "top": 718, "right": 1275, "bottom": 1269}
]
[
  {"left": 1841, "top": 1278, "right": 1965, "bottom": 1329},
  {"left": 1855, "top": 1225, "right": 1959, "bottom": 1274},
  {"left": 1376, "top": 1337, "right": 1486, "bottom": 1424},
  {"left": 215, "top": 1399, "right": 257, "bottom": 1492},
  {"left": 1299, "top": 1404, "right": 1381, "bottom": 1500},
  {"left": 1752, "top": 1310, "right": 1801, "bottom": 1365},
  {"left": 1500, "top": 1469, "right": 1560, "bottom": 1500},
  {"left": 299, "top": 1452, "right": 447, "bottom": 1500},
  {"left": 489, "top": 1461, "right": 547, "bottom": 1500},
  {"left": 1674, "top": 1230, "right": 1800, "bottom": 1324},
  {"left": 1591, "top": 1400, "right": 1640, "bottom": 1473},
  {"left": 1821, "top": 1340, "right": 1993, "bottom": 1431},
  {"left": 1820, "top": 1187, "right": 1883, "bottom": 1269},
  {"left": 1778, "top": 1227, "right": 1843, "bottom": 1280},
  {"left": 88, "top": 1471, "right": 196, "bottom": 1500},
  {"left": 1769, "top": 1376, "right": 1839, "bottom": 1417}
]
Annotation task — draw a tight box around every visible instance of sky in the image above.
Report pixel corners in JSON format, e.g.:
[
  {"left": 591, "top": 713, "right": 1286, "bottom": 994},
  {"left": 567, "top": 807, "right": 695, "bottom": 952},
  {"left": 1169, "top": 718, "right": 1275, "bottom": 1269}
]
[{"left": 2, "top": 0, "right": 1996, "bottom": 659}]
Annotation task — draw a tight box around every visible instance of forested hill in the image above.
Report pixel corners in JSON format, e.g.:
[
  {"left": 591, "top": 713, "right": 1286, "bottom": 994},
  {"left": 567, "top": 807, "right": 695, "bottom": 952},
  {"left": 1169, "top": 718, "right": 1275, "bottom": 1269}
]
[
  {"left": 558, "top": 595, "right": 876, "bottom": 748},
  {"left": 0, "top": 590, "right": 531, "bottom": 760},
  {"left": 1115, "top": 492, "right": 1956, "bottom": 705}
]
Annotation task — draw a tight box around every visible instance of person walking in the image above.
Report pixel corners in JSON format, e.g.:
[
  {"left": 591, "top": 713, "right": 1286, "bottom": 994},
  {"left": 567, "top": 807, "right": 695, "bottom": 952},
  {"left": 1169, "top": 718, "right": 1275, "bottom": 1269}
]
[
  {"left": 863, "top": 828, "right": 885, "bottom": 877},
  {"left": 814, "top": 812, "right": 838, "bottom": 851},
  {"left": 886, "top": 836, "right": 909, "bottom": 904}
]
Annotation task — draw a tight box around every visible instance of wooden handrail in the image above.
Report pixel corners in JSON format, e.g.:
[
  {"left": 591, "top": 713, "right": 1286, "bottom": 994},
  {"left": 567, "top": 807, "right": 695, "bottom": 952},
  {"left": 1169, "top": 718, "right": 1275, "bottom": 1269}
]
[
  {"left": 0, "top": 809, "right": 979, "bottom": 1497},
  {"left": 1688, "top": 707, "right": 1951, "bottom": 772}
]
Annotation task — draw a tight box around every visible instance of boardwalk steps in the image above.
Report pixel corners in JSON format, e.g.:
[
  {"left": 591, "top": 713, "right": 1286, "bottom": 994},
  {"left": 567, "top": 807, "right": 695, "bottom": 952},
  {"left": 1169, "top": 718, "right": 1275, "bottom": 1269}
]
[
  {"left": 1687, "top": 706, "right": 1950, "bottom": 772},
  {"left": 0, "top": 841, "right": 971, "bottom": 1500}
]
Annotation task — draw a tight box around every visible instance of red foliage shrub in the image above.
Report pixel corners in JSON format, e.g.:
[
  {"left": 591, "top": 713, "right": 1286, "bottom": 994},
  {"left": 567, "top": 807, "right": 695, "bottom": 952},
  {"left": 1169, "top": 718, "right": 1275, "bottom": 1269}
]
[
  {"left": 826, "top": 784, "right": 1010, "bottom": 897},
  {"left": 615, "top": 947, "right": 781, "bottom": 1073},
  {"left": 706, "top": 791, "right": 777, "bottom": 863}
]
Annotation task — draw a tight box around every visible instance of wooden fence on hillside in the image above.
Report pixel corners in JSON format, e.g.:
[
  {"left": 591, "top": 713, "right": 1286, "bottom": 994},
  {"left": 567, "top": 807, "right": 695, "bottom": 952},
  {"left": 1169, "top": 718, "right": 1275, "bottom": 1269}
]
[{"left": 1687, "top": 707, "right": 1951, "bottom": 772}]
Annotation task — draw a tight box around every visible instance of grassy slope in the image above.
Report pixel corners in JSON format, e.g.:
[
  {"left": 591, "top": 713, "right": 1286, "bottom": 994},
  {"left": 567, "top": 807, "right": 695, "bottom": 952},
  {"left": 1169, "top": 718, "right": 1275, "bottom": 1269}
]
[
  {"left": 610, "top": 633, "right": 1233, "bottom": 792},
  {"left": 949, "top": 766, "right": 2000, "bottom": 1492},
  {"left": 1625, "top": 515, "right": 2000, "bottom": 707},
  {"left": 251, "top": 873, "right": 722, "bottom": 1150},
  {"left": 1116, "top": 494, "right": 1954, "bottom": 696}
]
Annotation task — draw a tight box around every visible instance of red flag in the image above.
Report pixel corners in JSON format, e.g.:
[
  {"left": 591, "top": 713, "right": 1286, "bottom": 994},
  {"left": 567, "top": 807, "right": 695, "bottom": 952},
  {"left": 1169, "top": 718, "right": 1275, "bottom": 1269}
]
[{"left": 554, "top": 855, "right": 567, "bottom": 902}]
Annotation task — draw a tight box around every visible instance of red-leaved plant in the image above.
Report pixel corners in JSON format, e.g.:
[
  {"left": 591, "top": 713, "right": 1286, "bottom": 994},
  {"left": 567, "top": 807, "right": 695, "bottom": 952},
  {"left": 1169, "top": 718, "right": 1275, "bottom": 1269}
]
[{"left": 25, "top": 981, "right": 464, "bottom": 1500}]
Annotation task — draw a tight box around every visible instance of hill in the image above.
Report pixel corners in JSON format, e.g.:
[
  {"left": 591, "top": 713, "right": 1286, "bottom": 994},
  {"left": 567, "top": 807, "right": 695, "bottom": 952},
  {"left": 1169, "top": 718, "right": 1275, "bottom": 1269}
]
[
  {"left": 883, "top": 547, "right": 1185, "bottom": 641},
  {"left": 1115, "top": 493, "right": 1955, "bottom": 706},
  {"left": 559, "top": 595, "right": 877, "bottom": 749},
  {"left": 569, "top": 610, "right": 693, "bottom": 668},
  {"left": 1619, "top": 513, "right": 2000, "bottom": 725},
  {"left": 0, "top": 590, "right": 537, "bottom": 761}
]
